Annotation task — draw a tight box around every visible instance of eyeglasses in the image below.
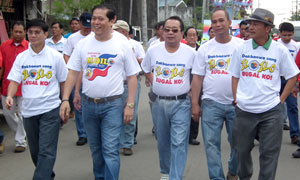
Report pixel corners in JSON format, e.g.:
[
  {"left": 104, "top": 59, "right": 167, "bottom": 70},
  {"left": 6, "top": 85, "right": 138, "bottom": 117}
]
[{"left": 163, "top": 28, "right": 180, "bottom": 33}]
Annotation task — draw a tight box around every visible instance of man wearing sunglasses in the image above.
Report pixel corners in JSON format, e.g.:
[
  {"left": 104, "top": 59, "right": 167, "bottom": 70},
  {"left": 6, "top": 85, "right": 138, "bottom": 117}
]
[
  {"left": 191, "top": 8, "right": 244, "bottom": 180},
  {"left": 142, "top": 16, "right": 195, "bottom": 180}
]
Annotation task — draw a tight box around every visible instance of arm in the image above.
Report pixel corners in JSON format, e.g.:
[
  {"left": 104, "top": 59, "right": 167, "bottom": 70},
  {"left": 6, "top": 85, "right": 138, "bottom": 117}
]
[
  {"left": 73, "top": 71, "right": 83, "bottom": 110},
  {"left": 5, "top": 81, "right": 19, "bottom": 110},
  {"left": 280, "top": 75, "right": 298, "bottom": 103},
  {"left": 232, "top": 76, "right": 240, "bottom": 105},
  {"left": 144, "top": 72, "right": 153, "bottom": 87},
  {"left": 123, "top": 74, "right": 137, "bottom": 124},
  {"left": 63, "top": 54, "right": 70, "bottom": 64},
  {"left": 59, "top": 69, "right": 80, "bottom": 122},
  {"left": 191, "top": 75, "right": 204, "bottom": 122}
]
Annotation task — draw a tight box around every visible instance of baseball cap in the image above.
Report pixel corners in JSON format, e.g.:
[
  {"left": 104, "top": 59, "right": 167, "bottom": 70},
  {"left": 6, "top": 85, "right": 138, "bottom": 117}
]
[
  {"left": 80, "top": 12, "right": 92, "bottom": 28},
  {"left": 112, "top": 20, "right": 129, "bottom": 32}
]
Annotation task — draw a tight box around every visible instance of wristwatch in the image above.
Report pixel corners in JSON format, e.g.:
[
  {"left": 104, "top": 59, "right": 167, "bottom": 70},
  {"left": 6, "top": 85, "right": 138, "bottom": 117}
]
[{"left": 126, "top": 103, "right": 134, "bottom": 109}]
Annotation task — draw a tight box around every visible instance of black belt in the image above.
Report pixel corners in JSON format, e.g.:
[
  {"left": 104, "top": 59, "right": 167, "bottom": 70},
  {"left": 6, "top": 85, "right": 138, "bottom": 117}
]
[
  {"left": 154, "top": 93, "right": 188, "bottom": 100},
  {"left": 83, "top": 94, "right": 122, "bottom": 104}
]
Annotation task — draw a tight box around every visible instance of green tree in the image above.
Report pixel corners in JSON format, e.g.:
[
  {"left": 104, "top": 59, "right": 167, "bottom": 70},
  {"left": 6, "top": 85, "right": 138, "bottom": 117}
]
[{"left": 50, "top": 0, "right": 103, "bottom": 19}]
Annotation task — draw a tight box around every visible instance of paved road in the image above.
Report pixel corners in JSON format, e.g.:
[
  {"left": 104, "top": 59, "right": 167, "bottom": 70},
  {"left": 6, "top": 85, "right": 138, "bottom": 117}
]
[{"left": 0, "top": 78, "right": 300, "bottom": 180}]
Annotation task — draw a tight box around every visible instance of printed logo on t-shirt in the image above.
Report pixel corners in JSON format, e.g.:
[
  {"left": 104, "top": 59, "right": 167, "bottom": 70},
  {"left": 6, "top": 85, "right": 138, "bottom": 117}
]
[
  {"left": 208, "top": 54, "right": 231, "bottom": 75},
  {"left": 240, "top": 54, "right": 276, "bottom": 80},
  {"left": 21, "top": 65, "right": 53, "bottom": 86},
  {"left": 155, "top": 61, "right": 185, "bottom": 84},
  {"left": 289, "top": 49, "right": 295, "bottom": 57},
  {"left": 85, "top": 53, "right": 117, "bottom": 81}
]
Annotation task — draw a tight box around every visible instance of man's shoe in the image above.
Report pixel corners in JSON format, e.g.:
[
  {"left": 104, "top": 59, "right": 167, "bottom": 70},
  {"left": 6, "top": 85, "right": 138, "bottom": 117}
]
[
  {"left": 226, "top": 172, "right": 238, "bottom": 180},
  {"left": 160, "top": 174, "right": 169, "bottom": 180},
  {"left": 283, "top": 124, "right": 290, "bottom": 130},
  {"left": 76, "top": 137, "right": 88, "bottom": 146},
  {"left": 292, "top": 148, "right": 300, "bottom": 158},
  {"left": 189, "top": 139, "right": 200, "bottom": 145},
  {"left": 123, "top": 148, "right": 133, "bottom": 156},
  {"left": 0, "top": 143, "right": 4, "bottom": 154},
  {"left": 291, "top": 136, "right": 299, "bottom": 144},
  {"left": 14, "top": 146, "right": 25, "bottom": 153}
]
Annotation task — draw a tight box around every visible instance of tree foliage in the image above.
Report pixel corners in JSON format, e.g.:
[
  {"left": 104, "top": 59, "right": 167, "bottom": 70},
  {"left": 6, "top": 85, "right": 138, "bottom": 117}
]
[{"left": 50, "top": 0, "right": 103, "bottom": 19}]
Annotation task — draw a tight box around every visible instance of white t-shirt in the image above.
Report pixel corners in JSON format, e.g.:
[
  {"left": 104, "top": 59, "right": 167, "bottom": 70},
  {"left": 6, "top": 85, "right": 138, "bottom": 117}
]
[
  {"left": 8, "top": 45, "right": 68, "bottom": 118},
  {"left": 45, "top": 36, "right": 66, "bottom": 54},
  {"left": 149, "top": 38, "right": 163, "bottom": 48},
  {"left": 277, "top": 39, "right": 299, "bottom": 60},
  {"left": 228, "top": 39, "right": 300, "bottom": 113},
  {"left": 141, "top": 42, "right": 195, "bottom": 96},
  {"left": 67, "top": 32, "right": 141, "bottom": 98},
  {"left": 129, "top": 39, "right": 145, "bottom": 59},
  {"left": 63, "top": 31, "right": 87, "bottom": 56},
  {"left": 192, "top": 37, "right": 244, "bottom": 104}
]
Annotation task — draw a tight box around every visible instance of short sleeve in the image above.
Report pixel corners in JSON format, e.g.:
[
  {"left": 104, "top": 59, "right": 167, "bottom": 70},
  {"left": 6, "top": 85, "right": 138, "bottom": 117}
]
[
  {"left": 7, "top": 54, "right": 22, "bottom": 84},
  {"left": 55, "top": 54, "right": 68, "bottom": 82},
  {"left": 280, "top": 47, "right": 300, "bottom": 80},
  {"left": 124, "top": 46, "right": 141, "bottom": 76},
  {"left": 141, "top": 49, "right": 152, "bottom": 73},
  {"left": 191, "top": 47, "right": 206, "bottom": 76},
  {"left": 227, "top": 47, "right": 241, "bottom": 78},
  {"left": 67, "top": 43, "right": 82, "bottom": 71},
  {"left": 63, "top": 37, "right": 73, "bottom": 56}
]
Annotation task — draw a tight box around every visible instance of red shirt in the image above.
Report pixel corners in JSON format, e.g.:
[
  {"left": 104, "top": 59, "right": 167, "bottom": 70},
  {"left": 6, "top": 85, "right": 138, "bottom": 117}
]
[
  {"left": 295, "top": 50, "right": 300, "bottom": 83},
  {"left": 0, "top": 39, "right": 29, "bottom": 96}
]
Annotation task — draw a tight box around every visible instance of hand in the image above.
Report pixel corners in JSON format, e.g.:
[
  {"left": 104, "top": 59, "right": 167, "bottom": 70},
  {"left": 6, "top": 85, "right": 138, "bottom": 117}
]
[
  {"left": 145, "top": 78, "right": 152, "bottom": 87},
  {"left": 191, "top": 104, "right": 201, "bottom": 122},
  {"left": 59, "top": 101, "right": 70, "bottom": 124},
  {"left": 123, "top": 106, "right": 134, "bottom": 124},
  {"left": 292, "top": 86, "right": 297, "bottom": 98},
  {"left": 5, "top": 96, "right": 14, "bottom": 110},
  {"left": 73, "top": 92, "right": 81, "bottom": 110}
]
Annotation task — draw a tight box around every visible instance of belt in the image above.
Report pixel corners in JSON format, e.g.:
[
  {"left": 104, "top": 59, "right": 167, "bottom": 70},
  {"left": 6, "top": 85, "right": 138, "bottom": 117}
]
[
  {"left": 155, "top": 93, "right": 188, "bottom": 100},
  {"left": 83, "top": 94, "right": 122, "bottom": 104}
]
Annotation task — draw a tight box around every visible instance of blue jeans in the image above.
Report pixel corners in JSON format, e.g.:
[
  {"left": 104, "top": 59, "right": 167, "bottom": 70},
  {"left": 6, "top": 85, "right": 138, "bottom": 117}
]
[
  {"left": 285, "top": 94, "right": 300, "bottom": 138},
  {"left": 201, "top": 99, "right": 238, "bottom": 180},
  {"left": 0, "top": 129, "right": 3, "bottom": 144},
  {"left": 151, "top": 96, "right": 191, "bottom": 180},
  {"left": 23, "top": 107, "right": 60, "bottom": 180},
  {"left": 82, "top": 96, "right": 123, "bottom": 180},
  {"left": 120, "top": 81, "right": 141, "bottom": 148},
  {"left": 72, "top": 89, "right": 87, "bottom": 138}
]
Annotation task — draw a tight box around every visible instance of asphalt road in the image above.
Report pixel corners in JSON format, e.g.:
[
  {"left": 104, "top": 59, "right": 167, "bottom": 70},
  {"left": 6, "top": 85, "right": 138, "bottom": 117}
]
[{"left": 0, "top": 78, "right": 300, "bottom": 180}]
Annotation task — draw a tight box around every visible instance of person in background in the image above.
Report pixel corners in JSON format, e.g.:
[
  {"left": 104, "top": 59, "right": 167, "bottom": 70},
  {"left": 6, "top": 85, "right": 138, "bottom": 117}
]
[
  {"left": 146, "top": 21, "right": 164, "bottom": 50},
  {"left": 236, "top": 20, "right": 248, "bottom": 39},
  {"left": 0, "top": 21, "right": 28, "bottom": 153},
  {"left": 45, "top": 21, "right": 66, "bottom": 54},
  {"left": 64, "top": 17, "right": 80, "bottom": 39}
]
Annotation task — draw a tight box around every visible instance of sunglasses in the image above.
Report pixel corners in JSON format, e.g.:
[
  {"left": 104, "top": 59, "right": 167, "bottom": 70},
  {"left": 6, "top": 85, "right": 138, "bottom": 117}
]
[{"left": 163, "top": 28, "right": 180, "bottom": 33}]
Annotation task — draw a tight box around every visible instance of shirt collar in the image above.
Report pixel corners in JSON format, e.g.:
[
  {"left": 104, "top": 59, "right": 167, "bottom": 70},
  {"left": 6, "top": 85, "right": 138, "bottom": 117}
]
[
  {"left": 9, "top": 39, "right": 27, "bottom": 47},
  {"left": 252, "top": 35, "right": 272, "bottom": 50},
  {"left": 28, "top": 43, "right": 47, "bottom": 56},
  {"left": 48, "top": 36, "right": 66, "bottom": 44}
]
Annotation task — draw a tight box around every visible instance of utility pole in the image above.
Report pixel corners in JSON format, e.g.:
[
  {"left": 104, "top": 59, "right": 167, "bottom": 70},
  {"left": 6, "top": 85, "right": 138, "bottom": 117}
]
[
  {"left": 129, "top": 0, "right": 133, "bottom": 24},
  {"left": 202, "top": 0, "right": 207, "bottom": 23},
  {"left": 165, "top": 0, "right": 168, "bottom": 19},
  {"left": 141, "top": 0, "right": 148, "bottom": 45},
  {"left": 193, "top": 0, "right": 197, "bottom": 26}
]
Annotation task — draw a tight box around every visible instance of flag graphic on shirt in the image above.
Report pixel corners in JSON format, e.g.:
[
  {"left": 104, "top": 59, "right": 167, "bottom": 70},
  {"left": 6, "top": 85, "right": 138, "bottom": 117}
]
[{"left": 86, "top": 54, "right": 117, "bottom": 80}]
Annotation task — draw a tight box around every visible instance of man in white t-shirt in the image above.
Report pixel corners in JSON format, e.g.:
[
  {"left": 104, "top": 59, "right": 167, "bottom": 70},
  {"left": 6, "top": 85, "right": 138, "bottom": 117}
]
[
  {"left": 146, "top": 21, "right": 164, "bottom": 50},
  {"left": 45, "top": 22, "right": 66, "bottom": 53},
  {"left": 142, "top": 16, "right": 195, "bottom": 180},
  {"left": 191, "top": 9, "right": 243, "bottom": 180},
  {"left": 63, "top": 12, "right": 92, "bottom": 146},
  {"left": 113, "top": 20, "right": 144, "bottom": 156},
  {"left": 6, "top": 19, "right": 68, "bottom": 180},
  {"left": 277, "top": 22, "right": 300, "bottom": 145},
  {"left": 228, "top": 8, "right": 299, "bottom": 180},
  {"left": 60, "top": 5, "right": 140, "bottom": 180}
]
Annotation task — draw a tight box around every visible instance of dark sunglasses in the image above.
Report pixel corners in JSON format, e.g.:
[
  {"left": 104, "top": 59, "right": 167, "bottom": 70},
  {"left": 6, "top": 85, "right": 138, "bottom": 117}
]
[{"left": 163, "top": 28, "right": 179, "bottom": 33}]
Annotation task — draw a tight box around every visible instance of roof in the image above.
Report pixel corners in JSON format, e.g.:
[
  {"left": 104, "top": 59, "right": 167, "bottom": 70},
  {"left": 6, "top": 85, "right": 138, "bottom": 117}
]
[{"left": 159, "top": 0, "right": 187, "bottom": 8}]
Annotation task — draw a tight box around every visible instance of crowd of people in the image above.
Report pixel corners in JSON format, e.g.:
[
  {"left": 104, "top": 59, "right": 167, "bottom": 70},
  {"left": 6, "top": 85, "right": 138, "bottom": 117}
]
[{"left": 0, "top": 3, "right": 300, "bottom": 180}]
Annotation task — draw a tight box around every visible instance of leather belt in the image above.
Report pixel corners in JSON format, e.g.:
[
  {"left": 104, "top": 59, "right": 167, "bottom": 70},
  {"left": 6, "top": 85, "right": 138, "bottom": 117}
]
[
  {"left": 83, "top": 94, "right": 122, "bottom": 104},
  {"left": 155, "top": 93, "right": 188, "bottom": 100}
]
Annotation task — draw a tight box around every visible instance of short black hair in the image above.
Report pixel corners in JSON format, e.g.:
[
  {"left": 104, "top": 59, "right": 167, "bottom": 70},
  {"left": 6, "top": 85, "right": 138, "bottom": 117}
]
[
  {"left": 279, "top": 22, "right": 294, "bottom": 32},
  {"left": 51, "top": 21, "right": 64, "bottom": 29},
  {"left": 164, "top": 16, "right": 184, "bottom": 32},
  {"left": 155, "top": 21, "right": 165, "bottom": 30},
  {"left": 208, "top": 26, "right": 213, "bottom": 33},
  {"left": 240, "top": 20, "right": 248, "bottom": 27},
  {"left": 184, "top": 26, "right": 198, "bottom": 37},
  {"left": 92, "top": 4, "right": 116, "bottom": 21},
  {"left": 11, "top": 21, "right": 25, "bottom": 30},
  {"left": 26, "top": 19, "right": 48, "bottom": 32},
  {"left": 70, "top": 17, "right": 80, "bottom": 24},
  {"left": 211, "top": 8, "right": 230, "bottom": 20}
]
